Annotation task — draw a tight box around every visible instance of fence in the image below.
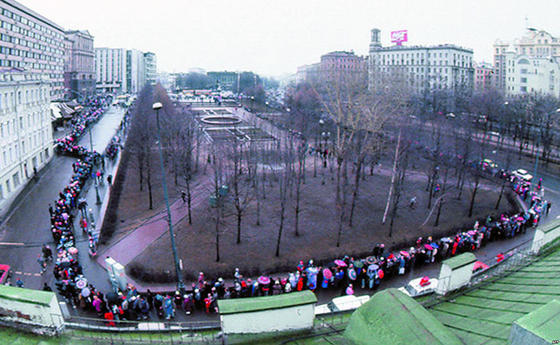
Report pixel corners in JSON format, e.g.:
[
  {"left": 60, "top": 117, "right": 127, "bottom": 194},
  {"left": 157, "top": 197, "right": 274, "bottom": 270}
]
[{"left": 62, "top": 316, "right": 222, "bottom": 344}]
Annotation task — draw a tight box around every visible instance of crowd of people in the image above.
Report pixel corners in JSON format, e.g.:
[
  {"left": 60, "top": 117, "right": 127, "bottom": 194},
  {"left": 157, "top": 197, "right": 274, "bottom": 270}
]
[
  {"left": 70, "top": 178, "right": 551, "bottom": 324},
  {"left": 55, "top": 98, "right": 107, "bottom": 157},
  {"left": 7, "top": 101, "right": 552, "bottom": 325}
]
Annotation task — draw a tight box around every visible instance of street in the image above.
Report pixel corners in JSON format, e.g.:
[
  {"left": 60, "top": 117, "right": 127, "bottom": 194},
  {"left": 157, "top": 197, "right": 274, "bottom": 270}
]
[{"left": 0, "top": 106, "right": 125, "bottom": 291}]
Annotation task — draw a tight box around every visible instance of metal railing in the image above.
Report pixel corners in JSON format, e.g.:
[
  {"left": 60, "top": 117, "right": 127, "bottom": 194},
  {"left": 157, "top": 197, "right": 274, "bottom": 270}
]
[{"left": 62, "top": 315, "right": 222, "bottom": 344}]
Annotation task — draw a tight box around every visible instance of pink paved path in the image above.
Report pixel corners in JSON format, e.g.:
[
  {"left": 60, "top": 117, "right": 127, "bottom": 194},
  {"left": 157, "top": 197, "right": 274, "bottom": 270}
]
[{"left": 96, "top": 178, "right": 209, "bottom": 270}]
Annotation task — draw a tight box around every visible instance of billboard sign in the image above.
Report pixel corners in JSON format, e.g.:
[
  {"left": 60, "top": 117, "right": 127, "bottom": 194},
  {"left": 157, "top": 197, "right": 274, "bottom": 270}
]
[{"left": 391, "top": 30, "right": 408, "bottom": 46}]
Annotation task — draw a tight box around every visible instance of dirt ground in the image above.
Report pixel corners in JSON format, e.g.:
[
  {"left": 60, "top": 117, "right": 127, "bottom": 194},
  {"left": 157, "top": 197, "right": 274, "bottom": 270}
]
[{"left": 123, "top": 156, "right": 516, "bottom": 282}]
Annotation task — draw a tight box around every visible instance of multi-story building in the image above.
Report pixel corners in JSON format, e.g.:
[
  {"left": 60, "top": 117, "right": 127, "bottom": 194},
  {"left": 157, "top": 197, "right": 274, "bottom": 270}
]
[
  {"left": 494, "top": 28, "right": 560, "bottom": 96},
  {"left": 493, "top": 28, "right": 560, "bottom": 90},
  {"left": 207, "top": 71, "right": 238, "bottom": 91},
  {"left": 126, "top": 49, "right": 145, "bottom": 94},
  {"left": 504, "top": 51, "right": 560, "bottom": 97},
  {"left": 0, "top": 0, "right": 65, "bottom": 100},
  {"left": 296, "top": 63, "right": 320, "bottom": 83},
  {"left": 64, "top": 30, "right": 95, "bottom": 99},
  {"left": 368, "top": 28, "right": 474, "bottom": 94},
  {"left": 474, "top": 61, "right": 494, "bottom": 91},
  {"left": 95, "top": 47, "right": 127, "bottom": 94},
  {"left": 0, "top": 68, "right": 52, "bottom": 210},
  {"left": 144, "top": 52, "right": 156, "bottom": 86},
  {"left": 319, "top": 51, "right": 367, "bottom": 83}
]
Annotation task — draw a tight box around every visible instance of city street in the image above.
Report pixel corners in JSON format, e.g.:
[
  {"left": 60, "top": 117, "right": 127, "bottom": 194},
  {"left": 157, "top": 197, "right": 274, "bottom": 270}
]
[{"left": 0, "top": 106, "right": 125, "bottom": 291}]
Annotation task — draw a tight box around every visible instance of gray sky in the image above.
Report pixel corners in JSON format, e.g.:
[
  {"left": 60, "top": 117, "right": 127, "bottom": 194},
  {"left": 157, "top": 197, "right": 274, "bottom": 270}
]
[{"left": 20, "top": 0, "right": 560, "bottom": 77}]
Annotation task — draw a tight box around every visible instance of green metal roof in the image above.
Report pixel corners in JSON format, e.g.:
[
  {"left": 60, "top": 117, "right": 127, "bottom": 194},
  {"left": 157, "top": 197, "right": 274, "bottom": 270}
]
[
  {"left": 343, "top": 288, "right": 464, "bottom": 345},
  {"left": 513, "top": 299, "right": 560, "bottom": 342},
  {"left": 430, "top": 245, "right": 560, "bottom": 345},
  {"left": 442, "top": 252, "right": 477, "bottom": 270},
  {"left": 538, "top": 218, "right": 560, "bottom": 234},
  {"left": 218, "top": 290, "right": 317, "bottom": 315},
  {"left": 0, "top": 285, "right": 54, "bottom": 307}
]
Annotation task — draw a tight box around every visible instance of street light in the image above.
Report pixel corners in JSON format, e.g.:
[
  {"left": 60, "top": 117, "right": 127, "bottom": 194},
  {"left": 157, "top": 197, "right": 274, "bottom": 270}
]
[
  {"left": 153, "top": 102, "right": 185, "bottom": 292},
  {"left": 89, "top": 127, "right": 102, "bottom": 205}
]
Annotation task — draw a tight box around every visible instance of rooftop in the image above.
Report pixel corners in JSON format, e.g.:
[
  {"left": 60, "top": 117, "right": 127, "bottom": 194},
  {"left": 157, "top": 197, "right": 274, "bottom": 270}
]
[
  {"left": 429, "top": 245, "right": 560, "bottom": 344},
  {"left": 217, "top": 290, "right": 317, "bottom": 315},
  {"left": 344, "top": 288, "right": 464, "bottom": 345},
  {"left": 0, "top": 285, "right": 54, "bottom": 307}
]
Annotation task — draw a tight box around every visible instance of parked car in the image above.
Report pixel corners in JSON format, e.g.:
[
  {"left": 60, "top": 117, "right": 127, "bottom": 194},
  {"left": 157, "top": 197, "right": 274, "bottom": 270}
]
[
  {"left": 481, "top": 159, "right": 499, "bottom": 175},
  {"left": 511, "top": 169, "right": 533, "bottom": 182},
  {"left": 398, "top": 276, "right": 438, "bottom": 298},
  {"left": 0, "top": 264, "right": 12, "bottom": 284},
  {"left": 314, "top": 295, "right": 370, "bottom": 315}
]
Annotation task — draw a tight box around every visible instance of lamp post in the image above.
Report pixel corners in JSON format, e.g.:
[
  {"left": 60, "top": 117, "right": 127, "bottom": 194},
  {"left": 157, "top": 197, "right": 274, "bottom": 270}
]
[
  {"left": 153, "top": 102, "right": 185, "bottom": 292},
  {"left": 89, "top": 126, "right": 102, "bottom": 205}
]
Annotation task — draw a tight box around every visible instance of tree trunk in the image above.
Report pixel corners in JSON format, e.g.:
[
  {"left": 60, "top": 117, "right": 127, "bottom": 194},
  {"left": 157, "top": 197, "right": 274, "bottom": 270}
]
[
  {"left": 468, "top": 178, "right": 479, "bottom": 217},
  {"left": 146, "top": 165, "right": 153, "bottom": 210},
  {"left": 294, "top": 160, "right": 302, "bottom": 237},
  {"left": 495, "top": 179, "right": 506, "bottom": 210},
  {"left": 186, "top": 177, "right": 192, "bottom": 224},
  {"left": 275, "top": 200, "right": 285, "bottom": 257},
  {"left": 349, "top": 158, "right": 363, "bottom": 227}
]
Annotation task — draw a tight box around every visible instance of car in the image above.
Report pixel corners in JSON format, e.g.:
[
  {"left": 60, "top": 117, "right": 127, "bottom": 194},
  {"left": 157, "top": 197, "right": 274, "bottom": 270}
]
[
  {"left": 481, "top": 159, "right": 499, "bottom": 175},
  {"left": 511, "top": 169, "right": 533, "bottom": 182},
  {"left": 314, "top": 295, "right": 370, "bottom": 315},
  {"left": 398, "top": 276, "right": 438, "bottom": 298},
  {"left": 0, "top": 264, "right": 12, "bottom": 284}
]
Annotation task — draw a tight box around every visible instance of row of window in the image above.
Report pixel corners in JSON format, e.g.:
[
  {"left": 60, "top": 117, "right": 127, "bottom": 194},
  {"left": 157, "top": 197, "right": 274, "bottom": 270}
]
[
  {"left": 0, "top": 58, "right": 62, "bottom": 71},
  {"left": 0, "top": 88, "right": 48, "bottom": 110},
  {"left": 0, "top": 32, "right": 64, "bottom": 56},
  {"left": 0, "top": 21, "right": 63, "bottom": 48},
  {"left": 1, "top": 8, "right": 63, "bottom": 41},
  {"left": 0, "top": 148, "right": 49, "bottom": 199},
  {"left": 0, "top": 129, "right": 49, "bottom": 168},
  {"left": 0, "top": 45, "right": 63, "bottom": 64}
]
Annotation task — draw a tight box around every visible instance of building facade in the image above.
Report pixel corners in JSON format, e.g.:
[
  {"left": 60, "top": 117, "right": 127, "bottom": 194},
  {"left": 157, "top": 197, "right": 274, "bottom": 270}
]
[
  {"left": 95, "top": 47, "right": 127, "bottom": 94},
  {"left": 144, "top": 52, "right": 156, "bottom": 86},
  {"left": 295, "top": 63, "right": 319, "bottom": 83},
  {"left": 493, "top": 28, "right": 560, "bottom": 90},
  {"left": 126, "top": 49, "right": 145, "bottom": 94},
  {"left": 0, "top": 0, "right": 65, "bottom": 100},
  {"left": 474, "top": 61, "right": 494, "bottom": 91},
  {"left": 368, "top": 28, "right": 474, "bottom": 94},
  {"left": 504, "top": 52, "right": 560, "bottom": 97},
  {"left": 319, "top": 51, "right": 367, "bottom": 83},
  {"left": 64, "top": 30, "right": 95, "bottom": 99},
  {"left": 0, "top": 69, "right": 52, "bottom": 208}
]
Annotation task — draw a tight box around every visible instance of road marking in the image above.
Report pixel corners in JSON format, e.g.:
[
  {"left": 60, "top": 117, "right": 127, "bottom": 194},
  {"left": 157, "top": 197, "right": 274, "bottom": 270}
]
[
  {"left": 15, "top": 271, "right": 22, "bottom": 274},
  {"left": 0, "top": 242, "right": 25, "bottom": 246}
]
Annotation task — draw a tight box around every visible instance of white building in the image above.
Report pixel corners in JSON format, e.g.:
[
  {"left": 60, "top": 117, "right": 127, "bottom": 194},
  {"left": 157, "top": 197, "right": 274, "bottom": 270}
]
[
  {"left": 504, "top": 51, "right": 560, "bottom": 97},
  {"left": 126, "top": 49, "right": 145, "bottom": 94},
  {"left": 95, "top": 47, "right": 127, "bottom": 94},
  {"left": 0, "top": 68, "right": 52, "bottom": 212},
  {"left": 494, "top": 28, "right": 560, "bottom": 91},
  {"left": 144, "top": 52, "right": 157, "bottom": 86},
  {"left": 368, "top": 28, "right": 474, "bottom": 94}
]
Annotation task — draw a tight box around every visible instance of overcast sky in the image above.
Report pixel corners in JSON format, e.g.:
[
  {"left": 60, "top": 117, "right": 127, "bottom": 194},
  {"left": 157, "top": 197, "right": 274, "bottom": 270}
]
[{"left": 19, "top": 0, "right": 560, "bottom": 77}]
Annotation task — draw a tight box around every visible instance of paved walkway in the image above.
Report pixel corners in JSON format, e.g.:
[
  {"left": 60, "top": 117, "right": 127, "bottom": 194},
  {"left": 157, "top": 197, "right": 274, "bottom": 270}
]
[{"left": 96, "top": 176, "right": 210, "bottom": 271}]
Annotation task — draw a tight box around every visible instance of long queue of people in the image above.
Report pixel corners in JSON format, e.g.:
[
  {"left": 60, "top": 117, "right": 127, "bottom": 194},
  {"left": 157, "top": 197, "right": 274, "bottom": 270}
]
[
  {"left": 48, "top": 100, "right": 108, "bottom": 303},
  {"left": 45, "top": 105, "right": 134, "bottom": 325},
  {"left": 81, "top": 185, "right": 551, "bottom": 324},
  {"left": 30, "top": 106, "right": 552, "bottom": 323}
]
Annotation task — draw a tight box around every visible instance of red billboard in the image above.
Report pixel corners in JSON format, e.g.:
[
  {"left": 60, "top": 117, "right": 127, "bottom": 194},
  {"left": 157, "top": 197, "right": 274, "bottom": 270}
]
[{"left": 391, "top": 30, "right": 408, "bottom": 46}]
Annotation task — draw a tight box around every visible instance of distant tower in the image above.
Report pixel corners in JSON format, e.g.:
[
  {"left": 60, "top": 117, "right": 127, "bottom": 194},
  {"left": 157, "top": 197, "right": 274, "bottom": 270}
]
[{"left": 370, "top": 28, "right": 381, "bottom": 52}]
